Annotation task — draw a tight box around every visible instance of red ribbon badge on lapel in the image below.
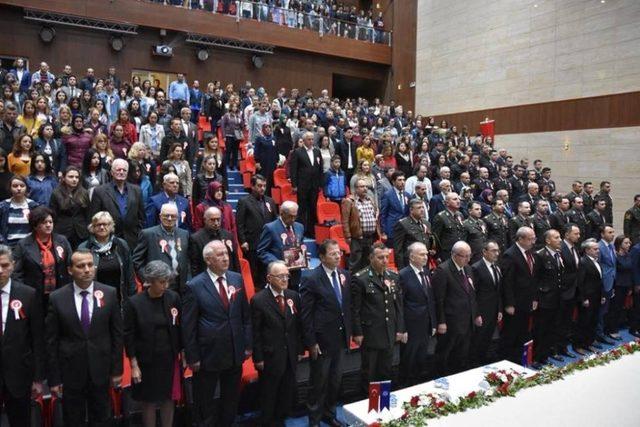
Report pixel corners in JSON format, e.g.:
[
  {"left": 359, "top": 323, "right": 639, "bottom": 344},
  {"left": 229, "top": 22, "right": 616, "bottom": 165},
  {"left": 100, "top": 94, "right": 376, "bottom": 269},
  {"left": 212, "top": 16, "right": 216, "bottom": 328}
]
[
  {"left": 94, "top": 290, "right": 104, "bottom": 308},
  {"left": 171, "top": 307, "right": 178, "bottom": 325},
  {"left": 9, "top": 300, "right": 25, "bottom": 320},
  {"left": 287, "top": 298, "right": 297, "bottom": 314}
]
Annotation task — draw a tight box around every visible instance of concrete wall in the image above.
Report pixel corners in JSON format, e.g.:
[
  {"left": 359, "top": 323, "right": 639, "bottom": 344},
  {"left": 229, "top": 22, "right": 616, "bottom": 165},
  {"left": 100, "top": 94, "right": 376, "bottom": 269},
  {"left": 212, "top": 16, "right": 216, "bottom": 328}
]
[
  {"left": 415, "top": 0, "right": 640, "bottom": 115},
  {"left": 497, "top": 126, "right": 640, "bottom": 228}
]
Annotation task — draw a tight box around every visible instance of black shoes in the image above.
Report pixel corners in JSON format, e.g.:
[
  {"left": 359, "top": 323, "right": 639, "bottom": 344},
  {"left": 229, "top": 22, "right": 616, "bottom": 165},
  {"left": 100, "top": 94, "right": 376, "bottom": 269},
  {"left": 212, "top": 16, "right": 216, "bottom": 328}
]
[
  {"left": 573, "top": 348, "right": 588, "bottom": 356},
  {"left": 596, "top": 336, "right": 614, "bottom": 345},
  {"left": 549, "top": 354, "right": 564, "bottom": 362},
  {"left": 607, "top": 333, "right": 623, "bottom": 341},
  {"left": 559, "top": 350, "right": 576, "bottom": 358}
]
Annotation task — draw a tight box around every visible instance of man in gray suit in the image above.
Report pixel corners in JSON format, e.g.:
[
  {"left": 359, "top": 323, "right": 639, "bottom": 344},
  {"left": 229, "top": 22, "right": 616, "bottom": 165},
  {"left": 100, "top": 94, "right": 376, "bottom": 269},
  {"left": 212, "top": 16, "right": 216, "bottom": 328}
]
[{"left": 132, "top": 203, "right": 190, "bottom": 294}]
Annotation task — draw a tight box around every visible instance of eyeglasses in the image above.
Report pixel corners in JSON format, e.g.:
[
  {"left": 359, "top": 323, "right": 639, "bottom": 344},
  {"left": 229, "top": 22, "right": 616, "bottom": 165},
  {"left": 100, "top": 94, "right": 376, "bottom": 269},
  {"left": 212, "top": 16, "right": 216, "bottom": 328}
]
[
  {"left": 271, "top": 274, "right": 290, "bottom": 280},
  {"left": 161, "top": 214, "right": 177, "bottom": 218},
  {"left": 94, "top": 223, "right": 110, "bottom": 228}
]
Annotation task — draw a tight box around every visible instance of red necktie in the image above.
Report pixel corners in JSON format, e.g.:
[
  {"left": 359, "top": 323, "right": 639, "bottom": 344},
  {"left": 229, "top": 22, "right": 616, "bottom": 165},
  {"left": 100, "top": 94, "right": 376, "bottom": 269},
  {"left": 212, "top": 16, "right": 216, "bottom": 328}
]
[
  {"left": 286, "top": 226, "right": 295, "bottom": 245},
  {"left": 525, "top": 251, "right": 534, "bottom": 275},
  {"left": 217, "top": 277, "right": 229, "bottom": 310},
  {"left": 276, "top": 295, "right": 285, "bottom": 314}
]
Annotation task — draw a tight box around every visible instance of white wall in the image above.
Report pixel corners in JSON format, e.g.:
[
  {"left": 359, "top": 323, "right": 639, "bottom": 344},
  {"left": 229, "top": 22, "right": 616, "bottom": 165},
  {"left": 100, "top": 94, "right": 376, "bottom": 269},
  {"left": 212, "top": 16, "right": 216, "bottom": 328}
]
[{"left": 416, "top": 0, "right": 640, "bottom": 114}]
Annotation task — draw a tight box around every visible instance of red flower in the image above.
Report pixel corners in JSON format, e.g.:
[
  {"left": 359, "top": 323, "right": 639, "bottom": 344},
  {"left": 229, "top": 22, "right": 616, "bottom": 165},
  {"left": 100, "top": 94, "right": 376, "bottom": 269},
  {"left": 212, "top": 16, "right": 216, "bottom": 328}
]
[
  {"left": 467, "top": 391, "right": 477, "bottom": 399},
  {"left": 435, "top": 400, "right": 446, "bottom": 408},
  {"left": 498, "top": 383, "right": 510, "bottom": 395},
  {"left": 410, "top": 396, "right": 419, "bottom": 407},
  {"left": 401, "top": 411, "right": 409, "bottom": 420}
]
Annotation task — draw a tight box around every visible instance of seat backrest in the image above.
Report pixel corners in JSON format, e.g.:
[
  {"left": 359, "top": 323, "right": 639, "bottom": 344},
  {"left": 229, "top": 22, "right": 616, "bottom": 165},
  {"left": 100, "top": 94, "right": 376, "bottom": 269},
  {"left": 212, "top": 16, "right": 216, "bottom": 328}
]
[
  {"left": 273, "top": 168, "right": 288, "bottom": 187},
  {"left": 240, "top": 259, "right": 255, "bottom": 301},
  {"left": 317, "top": 201, "right": 341, "bottom": 223}
]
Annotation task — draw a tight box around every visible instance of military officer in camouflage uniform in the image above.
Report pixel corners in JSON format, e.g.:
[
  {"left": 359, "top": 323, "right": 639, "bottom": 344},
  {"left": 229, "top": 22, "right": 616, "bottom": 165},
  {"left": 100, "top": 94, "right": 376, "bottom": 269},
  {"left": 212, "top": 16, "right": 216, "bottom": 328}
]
[
  {"left": 463, "top": 201, "right": 487, "bottom": 263},
  {"left": 432, "top": 192, "right": 465, "bottom": 260},
  {"left": 508, "top": 200, "right": 533, "bottom": 243},
  {"left": 624, "top": 195, "right": 640, "bottom": 245},
  {"left": 532, "top": 199, "right": 551, "bottom": 249},
  {"left": 483, "top": 199, "right": 510, "bottom": 251},
  {"left": 393, "top": 199, "right": 437, "bottom": 269},
  {"left": 351, "top": 243, "right": 406, "bottom": 390}
]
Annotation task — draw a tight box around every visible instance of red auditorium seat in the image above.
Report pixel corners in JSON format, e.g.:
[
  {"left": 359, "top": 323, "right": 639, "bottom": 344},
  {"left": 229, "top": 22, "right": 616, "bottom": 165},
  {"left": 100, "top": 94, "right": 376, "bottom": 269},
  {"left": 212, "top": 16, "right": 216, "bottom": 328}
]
[
  {"left": 329, "top": 224, "right": 350, "bottom": 255},
  {"left": 315, "top": 201, "right": 341, "bottom": 244},
  {"left": 280, "top": 183, "right": 298, "bottom": 203}
]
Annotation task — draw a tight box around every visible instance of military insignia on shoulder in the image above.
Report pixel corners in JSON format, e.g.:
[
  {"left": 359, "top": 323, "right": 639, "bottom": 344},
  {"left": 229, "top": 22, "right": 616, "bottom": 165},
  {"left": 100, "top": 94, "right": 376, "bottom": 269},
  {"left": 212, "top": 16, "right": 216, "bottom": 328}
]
[{"left": 625, "top": 212, "right": 632, "bottom": 220}]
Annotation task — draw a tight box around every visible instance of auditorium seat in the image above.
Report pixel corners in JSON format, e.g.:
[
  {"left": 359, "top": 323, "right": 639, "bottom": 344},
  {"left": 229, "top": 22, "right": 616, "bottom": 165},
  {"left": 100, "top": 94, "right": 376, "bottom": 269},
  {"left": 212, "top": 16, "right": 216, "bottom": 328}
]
[
  {"left": 315, "top": 201, "right": 341, "bottom": 244},
  {"left": 329, "top": 224, "right": 350, "bottom": 255}
]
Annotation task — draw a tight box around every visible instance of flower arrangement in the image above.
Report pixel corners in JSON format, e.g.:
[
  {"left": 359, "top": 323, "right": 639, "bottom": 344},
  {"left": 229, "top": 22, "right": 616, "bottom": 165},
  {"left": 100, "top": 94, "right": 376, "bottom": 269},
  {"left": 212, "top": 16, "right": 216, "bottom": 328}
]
[{"left": 384, "top": 340, "right": 640, "bottom": 426}]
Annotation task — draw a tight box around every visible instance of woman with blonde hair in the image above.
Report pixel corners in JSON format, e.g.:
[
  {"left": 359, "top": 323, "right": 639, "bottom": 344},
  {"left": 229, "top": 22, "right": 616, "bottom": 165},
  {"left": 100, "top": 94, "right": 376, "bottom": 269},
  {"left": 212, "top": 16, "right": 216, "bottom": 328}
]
[
  {"left": 165, "top": 143, "right": 192, "bottom": 198},
  {"left": 350, "top": 158, "right": 378, "bottom": 205},
  {"left": 92, "top": 133, "right": 114, "bottom": 170}
]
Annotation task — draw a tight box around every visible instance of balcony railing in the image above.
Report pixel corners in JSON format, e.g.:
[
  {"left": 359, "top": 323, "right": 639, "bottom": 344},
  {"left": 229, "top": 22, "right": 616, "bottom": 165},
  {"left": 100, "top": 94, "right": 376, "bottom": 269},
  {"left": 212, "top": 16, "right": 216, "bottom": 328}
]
[{"left": 145, "top": 0, "right": 392, "bottom": 45}]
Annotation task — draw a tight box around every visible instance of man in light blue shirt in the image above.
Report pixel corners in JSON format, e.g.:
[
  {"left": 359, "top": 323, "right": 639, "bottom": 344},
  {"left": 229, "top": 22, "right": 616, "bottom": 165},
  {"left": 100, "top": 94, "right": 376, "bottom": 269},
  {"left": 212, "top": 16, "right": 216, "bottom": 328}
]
[
  {"left": 96, "top": 79, "right": 120, "bottom": 125},
  {"left": 168, "top": 74, "right": 189, "bottom": 117}
]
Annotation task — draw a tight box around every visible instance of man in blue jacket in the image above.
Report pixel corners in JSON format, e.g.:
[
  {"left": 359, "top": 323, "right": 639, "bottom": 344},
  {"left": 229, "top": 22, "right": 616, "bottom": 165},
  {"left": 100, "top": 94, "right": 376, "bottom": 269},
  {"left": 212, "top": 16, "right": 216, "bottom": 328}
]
[
  {"left": 597, "top": 224, "right": 618, "bottom": 344},
  {"left": 380, "top": 171, "right": 410, "bottom": 245}
]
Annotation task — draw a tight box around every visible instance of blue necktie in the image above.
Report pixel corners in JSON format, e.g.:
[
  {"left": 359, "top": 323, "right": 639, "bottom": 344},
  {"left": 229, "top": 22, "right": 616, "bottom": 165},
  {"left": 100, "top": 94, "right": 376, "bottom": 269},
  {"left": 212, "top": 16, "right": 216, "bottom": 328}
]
[
  {"left": 609, "top": 244, "right": 616, "bottom": 260},
  {"left": 331, "top": 271, "right": 342, "bottom": 306}
]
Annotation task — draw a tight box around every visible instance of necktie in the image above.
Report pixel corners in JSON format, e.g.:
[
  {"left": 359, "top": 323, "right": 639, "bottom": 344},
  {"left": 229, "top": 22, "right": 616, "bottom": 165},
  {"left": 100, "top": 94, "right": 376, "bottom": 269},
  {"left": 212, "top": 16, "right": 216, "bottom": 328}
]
[
  {"left": 525, "top": 251, "right": 534, "bottom": 274},
  {"left": 554, "top": 252, "right": 562, "bottom": 269},
  {"left": 419, "top": 271, "right": 430, "bottom": 289},
  {"left": 217, "top": 277, "right": 229, "bottom": 310},
  {"left": 491, "top": 264, "right": 499, "bottom": 285},
  {"left": 168, "top": 239, "right": 179, "bottom": 272},
  {"left": 459, "top": 270, "right": 471, "bottom": 293},
  {"left": 572, "top": 247, "right": 579, "bottom": 267},
  {"left": 80, "top": 290, "right": 91, "bottom": 334},
  {"left": 331, "top": 271, "right": 342, "bottom": 306},
  {"left": 398, "top": 192, "right": 404, "bottom": 209},
  {"left": 0, "top": 290, "right": 4, "bottom": 335},
  {"left": 286, "top": 226, "right": 295, "bottom": 246},
  {"left": 276, "top": 295, "right": 285, "bottom": 314}
]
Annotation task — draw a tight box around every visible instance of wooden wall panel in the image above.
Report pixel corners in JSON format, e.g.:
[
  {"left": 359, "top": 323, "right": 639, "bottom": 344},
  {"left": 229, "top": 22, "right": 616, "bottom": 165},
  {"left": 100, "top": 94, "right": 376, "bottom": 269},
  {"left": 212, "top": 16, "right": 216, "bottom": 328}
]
[
  {"left": 388, "top": 0, "right": 416, "bottom": 112},
  {"left": 432, "top": 92, "right": 640, "bottom": 135}
]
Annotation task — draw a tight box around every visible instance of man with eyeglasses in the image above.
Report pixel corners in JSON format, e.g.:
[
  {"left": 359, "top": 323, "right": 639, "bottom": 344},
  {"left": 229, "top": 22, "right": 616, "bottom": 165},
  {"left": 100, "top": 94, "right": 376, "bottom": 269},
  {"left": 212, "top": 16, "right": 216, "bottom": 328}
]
[
  {"left": 132, "top": 203, "right": 190, "bottom": 294},
  {"left": 189, "top": 207, "right": 240, "bottom": 276},
  {"left": 251, "top": 261, "right": 304, "bottom": 427},
  {"left": 300, "top": 239, "right": 352, "bottom": 427}
]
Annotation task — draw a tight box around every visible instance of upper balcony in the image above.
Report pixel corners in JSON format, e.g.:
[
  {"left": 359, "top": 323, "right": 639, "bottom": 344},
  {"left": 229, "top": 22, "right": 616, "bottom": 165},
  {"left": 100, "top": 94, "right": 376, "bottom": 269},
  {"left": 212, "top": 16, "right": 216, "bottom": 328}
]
[{"left": 0, "top": 0, "right": 392, "bottom": 65}]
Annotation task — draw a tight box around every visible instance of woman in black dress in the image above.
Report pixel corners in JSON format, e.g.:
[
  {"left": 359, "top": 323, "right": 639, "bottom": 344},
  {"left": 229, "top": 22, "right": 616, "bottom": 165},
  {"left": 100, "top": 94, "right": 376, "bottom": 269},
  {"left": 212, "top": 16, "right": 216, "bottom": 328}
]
[
  {"left": 49, "top": 166, "right": 90, "bottom": 249},
  {"left": 124, "top": 261, "right": 181, "bottom": 427}
]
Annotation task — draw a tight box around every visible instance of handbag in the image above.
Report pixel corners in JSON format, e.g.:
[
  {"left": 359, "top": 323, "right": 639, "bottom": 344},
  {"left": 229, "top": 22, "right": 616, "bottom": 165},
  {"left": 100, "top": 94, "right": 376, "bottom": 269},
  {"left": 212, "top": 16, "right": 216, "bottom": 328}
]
[{"left": 233, "top": 129, "right": 244, "bottom": 140}]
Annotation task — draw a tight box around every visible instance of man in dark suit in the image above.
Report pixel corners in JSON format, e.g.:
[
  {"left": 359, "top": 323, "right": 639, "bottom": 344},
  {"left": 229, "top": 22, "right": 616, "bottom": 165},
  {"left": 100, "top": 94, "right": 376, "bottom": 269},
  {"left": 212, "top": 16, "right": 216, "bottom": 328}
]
[
  {"left": 573, "top": 239, "right": 604, "bottom": 355},
  {"left": 182, "top": 240, "right": 252, "bottom": 427},
  {"left": 289, "top": 131, "right": 323, "bottom": 238},
  {"left": 433, "top": 241, "right": 481, "bottom": 375},
  {"left": 508, "top": 200, "right": 533, "bottom": 243},
  {"left": 432, "top": 192, "right": 465, "bottom": 260},
  {"left": 380, "top": 171, "right": 410, "bottom": 245},
  {"left": 532, "top": 199, "right": 552, "bottom": 249},
  {"left": 586, "top": 199, "right": 608, "bottom": 240},
  {"left": 145, "top": 173, "right": 191, "bottom": 230},
  {"left": 90, "top": 158, "right": 145, "bottom": 251},
  {"left": 499, "top": 227, "right": 538, "bottom": 363},
  {"left": 336, "top": 127, "right": 357, "bottom": 185},
  {"left": 393, "top": 199, "right": 434, "bottom": 269},
  {"left": 428, "top": 180, "right": 451, "bottom": 220},
  {"left": 463, "top": 201, "right": 488, "bottom": 263},
  {"left": 352, "top": 243, "right": 406, "bottom": 391},
  {"left": 596, "top": 181, "right": 613, "bottom": 224},
  {"left": 132, "top": 203, "right": 191, "bottom": 294},
  {"left": 549, "top": 196, "right": 571, "bottom": 233},
  {"left": 46, "top": 250, "right": 123, "bottom": 426},
  {"left": 257, "top": 201, "right": 305, "bottom": 291},
  {"left": 0, "top": 245, "right": 45, "bottom": 425},
  {"left": 532, "top": 229, "right": 565, "bottom": 368},
  {"left": 470, "top": 241, "right": 502, "bottom": 367},
  {"left": 398, "top": 242, "right": 436, "bottom": 385},
  {"left": 568, "top": 197, "right": 589, "bottom": 244},
  {"left": 189, "top": 206, "right": 240, "bottom": 276},
  {"left": 300, "top": 240, "right": 352, "bottom": 427},
  {"left": 508, "top": 165, "right": 526, "bottom": 207},
  {"left": 179, "top": 108, "right": 199, "bottom": 164},
  {"left": 251, "top": 261, "right": 304, "bottom": 427},
  {"left": 237, "top": 174, "right": 278, "bottom": 288},
  {"left": 160, "top": 117, "right": 189, "bottom": 161},
  {"left": 483, "top": 199, "right": 510, "bottom": 252},
  {"left": 558, "top": 224, "right": 581, "bottom": 358}
]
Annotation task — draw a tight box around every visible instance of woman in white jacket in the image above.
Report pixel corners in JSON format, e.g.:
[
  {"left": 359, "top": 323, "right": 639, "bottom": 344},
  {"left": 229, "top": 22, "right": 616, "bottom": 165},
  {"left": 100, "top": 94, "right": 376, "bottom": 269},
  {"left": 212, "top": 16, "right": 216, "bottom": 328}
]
[{"left": 139, "top": 111, "right": 165, "bottom": 162}]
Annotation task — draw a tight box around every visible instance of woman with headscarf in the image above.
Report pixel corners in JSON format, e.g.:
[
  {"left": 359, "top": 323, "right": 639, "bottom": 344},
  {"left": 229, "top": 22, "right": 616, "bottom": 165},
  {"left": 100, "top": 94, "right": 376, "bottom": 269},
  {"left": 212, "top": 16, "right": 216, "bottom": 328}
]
[
  {"left": 254, "top": 122, "right": 278, "bottom": 196},
  {"left": 192, "top": 181, "right": 236, "bottom": 236},
  {"left": 479, "top": 189, "right": 494, "bottom": 217},
  {"left": 62, "top": 113, "right": 94, "bottom": 168}
]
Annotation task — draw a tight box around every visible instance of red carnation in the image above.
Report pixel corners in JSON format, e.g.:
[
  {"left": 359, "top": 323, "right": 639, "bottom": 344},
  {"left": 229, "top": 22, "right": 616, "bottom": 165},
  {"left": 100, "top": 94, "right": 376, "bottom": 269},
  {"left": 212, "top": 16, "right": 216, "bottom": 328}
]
[
  {"left": 435, "top": 400, "right": 445, "bottom": 408},
  {"left": 467, "top": 391, "right": 477, "bottom": 399},
  {"left": 401, "top": 411, "right": 409, "bottom": 420},
  {"left": 410, "top": 396, "right": 419, "bottom": 407}
]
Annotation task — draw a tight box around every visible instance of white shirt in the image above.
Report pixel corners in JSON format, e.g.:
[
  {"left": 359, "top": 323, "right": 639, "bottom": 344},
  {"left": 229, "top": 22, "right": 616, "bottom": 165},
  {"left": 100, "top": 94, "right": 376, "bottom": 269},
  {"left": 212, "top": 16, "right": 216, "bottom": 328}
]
[
  {"left": 483, "top": 258, "right": 498, "bottom": 283},
  {"left": 346, "top": 141, "right": 353, "bottom": 169},
  {"left": 564, "top": 240, "right": 579, "bottom": 267},
  {"left": 410, "top": 263, "right": 428, "bottom": 286},
  {"left": 306, "top": 146, "right": 315, "bottom": 165},
  {"left": 516, "top": 243, "right": 532, "bottom": 265},
  {"left": 322, "top": 265, "right": 342, "bottom": 300},
  {"left": 1, "top": 280, "right": 11, "bottom": 334},
  {"left": 268, "top": 284, "right": 284, "bottom": 299},
  {"left": 588, "top": 256, "right": 602, "bottom": 277},
  {"left": 73, "top": 282, "right": 95, "bottom": 321},
  {"left": 208, "top": 269, "right": 232, "bottom": 300}
]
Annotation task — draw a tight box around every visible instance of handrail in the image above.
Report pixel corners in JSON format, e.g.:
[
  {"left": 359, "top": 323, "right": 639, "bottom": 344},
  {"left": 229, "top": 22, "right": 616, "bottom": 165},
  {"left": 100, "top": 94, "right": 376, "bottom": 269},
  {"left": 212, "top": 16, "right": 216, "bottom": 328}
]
[{"left": 144, "top": 0, "right": 392, "bottom": 46}]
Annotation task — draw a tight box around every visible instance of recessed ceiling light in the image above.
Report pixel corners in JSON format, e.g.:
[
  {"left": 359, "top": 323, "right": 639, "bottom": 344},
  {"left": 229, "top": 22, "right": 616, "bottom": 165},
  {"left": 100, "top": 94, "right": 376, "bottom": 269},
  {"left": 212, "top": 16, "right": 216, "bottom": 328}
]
[
  {"left": 601, "top": 0, "right": 605, "bottom": 3},
  {"left": 534, "top": 4, "right": 538, "bottom": 7}
]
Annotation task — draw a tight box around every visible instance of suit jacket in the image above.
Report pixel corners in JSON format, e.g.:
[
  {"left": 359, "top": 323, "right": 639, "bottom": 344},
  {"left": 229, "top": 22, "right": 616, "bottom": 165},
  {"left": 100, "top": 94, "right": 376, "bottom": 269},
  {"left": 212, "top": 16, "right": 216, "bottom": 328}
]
[
  {"left": 432, "top": 259, "right": 477, "bottom": 334},
  {"left": 428, "top": 193, "right": 446, "bottom": 221},
  {"left": 568, "top": 209, "right": 589, "bottom": 243},
  {"left": 351, "top": 267, "right": 404, "bottom": 350},
  {"left": 12, "top": 234, "right": 72, "bottom": 305},
  {"left": 0, "top": 280, "right": 45, "bottom": 397},
  {"left": 393, "top": 217, "right": 433, "bottom": 269},
  {"left": 300, "top": 266, "right": 352, "bottom": 355},
  {"left": 534, "top": 248, "right": 564, "bottom": 309},
  {"left": 189, "top": 227, "right": 240, "bottom": 276},
  {"left": 336, "top": 140, "right": 358, "bottom": 172},
  {"left": 9, "top": 68, "right": 31, "bottom": 93},
  {"left": 471, "top": 260, "right": 502, "bottom": 322},
  {"left": 251, "top": 288, "right": 304, "bottom": 375},
  {"left": 145, "top": 192, "right": 191, "bottom": 230},
  {"left": 398, "top": 266, "right": 436, "bottom": 341},
  {"left": 598, "top": 240, "right": 617, "bottom": 293},
  {"left": 576, "top": 256, "right": 603, "bottom": 303},
  {"left": 236, "top": 193, "right": 277, "bottom": 251},
  {"left": 257, "top": 219, "right": 305, "bottom": 267},
  {"left": 289, "top": 146, "right": 323, "bottom": 191},
  {"left": 549, "top": 210, "right": 570, "bottom": 233},
  {"left": 380, "top": 188, "right": 410, "bottom": 238},
  {"left": 90, "top": 182, "right": 145, "bottom": 250},
  {"left": 131, "top": 225, "right": 191, "bottom": 293},
  {"left": 500, "top": 244, "right": 536, "bottom": 310},
  {"left": 123, "top": 289, "right": 181, "bottom": 370},
  {"left": 532, "top": 214, "right": 551, "bottom": 249},
  {"left": 181, "top": 270, "right": 252, "bottom": 371},
  {"left": 508, "top": 214, "right": 534, "bottom": 243},
  {"left": 586, "top": 210, "right": 607, "bottom": 240},
  {"left": 46, "top": 282, "right": 123, "bottom": 388}
]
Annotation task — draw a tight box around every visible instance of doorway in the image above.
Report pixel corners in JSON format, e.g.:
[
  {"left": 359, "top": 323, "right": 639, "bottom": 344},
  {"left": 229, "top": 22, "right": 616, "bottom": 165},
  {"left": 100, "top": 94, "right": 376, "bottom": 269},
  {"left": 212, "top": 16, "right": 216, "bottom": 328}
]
[
  {"left": 332, "top": 73, "right": 384, "bottom": 102},
  {"left": 131, "top": 69, "right": 179, "bottom": 92}
]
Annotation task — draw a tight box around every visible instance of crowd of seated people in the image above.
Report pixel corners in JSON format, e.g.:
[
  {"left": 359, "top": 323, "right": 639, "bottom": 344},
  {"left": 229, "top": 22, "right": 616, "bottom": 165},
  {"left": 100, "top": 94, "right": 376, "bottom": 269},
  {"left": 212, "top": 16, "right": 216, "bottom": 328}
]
[
  {"left": 0, "top": 57, "right": 640, "bottom": 426},
  {"left": 147, "top": 0, "right": 387, "bottom": 42}
]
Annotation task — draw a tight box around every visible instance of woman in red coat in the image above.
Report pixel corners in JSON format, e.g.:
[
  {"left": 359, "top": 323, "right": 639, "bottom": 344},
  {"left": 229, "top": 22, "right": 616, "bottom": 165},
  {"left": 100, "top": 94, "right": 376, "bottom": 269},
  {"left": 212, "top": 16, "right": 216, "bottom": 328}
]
[
  {"left": 192, "top": 181, "right": 236, "bottom": 238},
  {"left": 110, "top": 108, "right": 138, "bottom": 143},
  {"left": 62, "top": 114, "right": 94, "bottom": 168}
]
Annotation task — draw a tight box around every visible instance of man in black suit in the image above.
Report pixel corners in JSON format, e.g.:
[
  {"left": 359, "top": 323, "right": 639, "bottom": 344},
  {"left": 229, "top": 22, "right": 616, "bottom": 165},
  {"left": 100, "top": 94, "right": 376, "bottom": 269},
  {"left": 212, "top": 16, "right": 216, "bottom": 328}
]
[
  {"left": 532, "top": 229, "right": 565, "bottom": 368},
  {"left": 189, "top": 206, "right": 240, "bottom": 276},
  {"left": 573, "top": 239, "right": 604, "bottom": 355},
  {"left": 46, "top": 250, "right": 123, "bottom": 426},
  {"left": 251, "top": 261, "right": 304, "bottom": 427},
  {"left": 393, "top": 199, "right": 434, "bottom": 269},
  {"left": 558, "top": 224, "right": 581, "bottom": 358},
  {"left": 90, "top": 158, "right": 145, "bottom": 251},
  {"left": 549, "top": 196, "right": 571, "bottom": 233},
  {"left": 568, "top": 197, "right": 588, "bottom": 245},
  {"left": 508, "top": 201, "right": 533, "bottom": 243},
  {"left": 587, "top": 199, "right": 608, "bottom": 240},
  {"left": 336, "top": 127, "right": 357, "bottom": 185},
  {"left": 300, "top": 240, "right": 352, "bottom": 427},
  {"left": 532, "top": 199, "right": 551, "bottom": 249},
  {"left": 236, "top": 174, "right": 278, "bottom": 288},
  {"left": 470, "top": 241, "right": 502, "bottom": 367},
  {"left": 352, "top": 243, "right": 406, "bottom": 392},
  {"left": 499, "top": 227, "right": 538, "bottom": 363},
  {"left": 596, "top": 181, "right": 613, "bottom": 224},
  {"left": 290, "top": 131, "right": 323, "bottom": 238},
  {"left": 398, "top": 242, "right": 436, "bottom": 385},
  {"left": 0, "top": 245, "right": 45, "bottom": 425},
  {"left": 133, "top": 203, "right": 190, "bottom": 294},
  {"left": 433, "top": 241, "right": 481, "bottom": 375}
]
